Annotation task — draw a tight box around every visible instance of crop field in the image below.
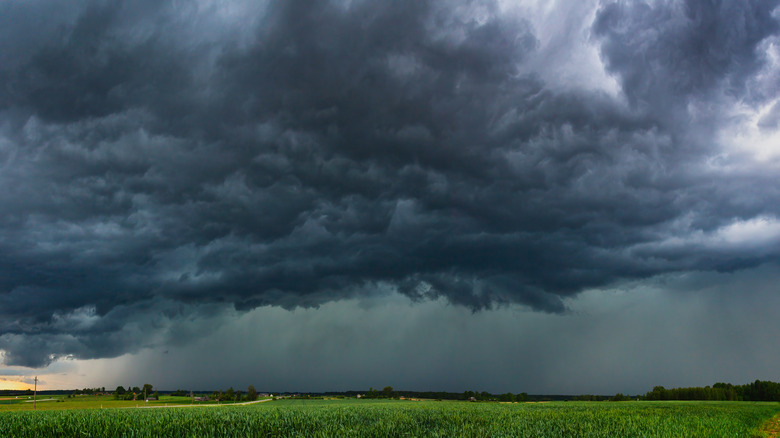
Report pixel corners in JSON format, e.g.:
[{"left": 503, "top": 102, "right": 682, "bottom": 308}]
[{"left": 1, "top": 399, "right": 779, "bottom": 437}]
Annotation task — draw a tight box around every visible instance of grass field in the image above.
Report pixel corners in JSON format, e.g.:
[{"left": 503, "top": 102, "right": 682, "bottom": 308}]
[
  {"left": 1, "top": 398, "right": 779, "bottom": 437},
  {"left": 0, "top": 394, "right": 252, "bottom": 411}
]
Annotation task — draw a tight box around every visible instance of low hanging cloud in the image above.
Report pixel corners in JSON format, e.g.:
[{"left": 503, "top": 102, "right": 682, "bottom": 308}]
[{"left": 1, "top": 0, "right": 780, "bottom": 367}]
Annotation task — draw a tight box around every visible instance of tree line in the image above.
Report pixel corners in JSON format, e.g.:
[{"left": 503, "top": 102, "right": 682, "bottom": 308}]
[
  {"left": 64, "top": 387, "right": 106, "bottom": 396},
  {"left": 359, "top": 387, "right": 530, "bottom": 402},
  {"left": 208, "top": 385, "right": 260, "bottom": 402},
  {"left": 643, "top": 380, "right": 780, "bottom": 401},
  {"left": 112, "top": 384, "right": 261, "bottom": 402},
  {"left": 113, "top": 384, "right": 157, "bottom": 400},
  {"left": 343, "top": 380, "right": 780, "bottom": 402},
  {"left": 9, "top": 380, "right": 779, "bottom": 402}
]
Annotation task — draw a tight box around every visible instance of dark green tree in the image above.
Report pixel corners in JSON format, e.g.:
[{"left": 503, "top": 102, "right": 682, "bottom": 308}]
[{"left": 610, "top": 393, "right": 631, "bottom": 402}]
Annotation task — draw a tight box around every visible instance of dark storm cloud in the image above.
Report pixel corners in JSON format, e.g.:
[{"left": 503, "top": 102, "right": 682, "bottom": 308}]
[
  {"left": 594, "top": 0, "right": 780, "bottom": 107},
  {"left": 1, "top": 0, "right": 779, "bottom": 367}
]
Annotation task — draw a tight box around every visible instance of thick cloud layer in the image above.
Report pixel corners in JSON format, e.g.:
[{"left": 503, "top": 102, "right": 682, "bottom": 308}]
[{"left": 1, "top": 0, "right": 779, "bottom": 367}]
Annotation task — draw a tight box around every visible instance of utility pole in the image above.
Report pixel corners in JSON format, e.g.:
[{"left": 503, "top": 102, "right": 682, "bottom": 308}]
[{"left": 33, "top": 376, "right": 38, "bottom": 410}]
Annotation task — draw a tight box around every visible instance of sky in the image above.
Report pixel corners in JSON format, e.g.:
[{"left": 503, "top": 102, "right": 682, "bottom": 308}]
[{"left": 1, "top": 0, "right": 779, "bottom": 395}]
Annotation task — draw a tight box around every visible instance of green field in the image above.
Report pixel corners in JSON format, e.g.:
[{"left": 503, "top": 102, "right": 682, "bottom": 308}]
[
  {"left": 1, "top": 398, "right": 779, "bottom": 437},
  {"left": 0, "top": 394, "right": 250, "bottom": 411}
]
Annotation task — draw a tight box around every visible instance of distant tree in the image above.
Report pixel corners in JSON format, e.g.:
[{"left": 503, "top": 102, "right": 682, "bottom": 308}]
[
  {"left": 645, "top": 386, "right": 667, "bottom": 401},
  {"left": 115, "top": 386, "right": 126, "bottom": 395},
  {"left": 610, "top": 393, "right": 631, "bottom": 402},
  {"left": 226, "top": 387, "right": 235, "bottom": 401},
  {"left": 247, "top": 385, "right": 258, "bottom": 401},
  {"left": 741, "top": 380, "right": 780, "bottom": 401},
  {"left": 516, "top": 392, "right": 529, "bottom": 402},
  {"left": 235, "top": 390, "right": 242, "bottom": 402},
  {"left": 131, "top": 387, "right": 141, "bottom": 394},
  {"left": 574, "top": 394, "right": 607, "bottom": 401},
  {"left": 142, "top": 384, "right": 154, "bottom": 398},
  {"left": 382, "top": 386, "right": 394, "bottom": 398}
]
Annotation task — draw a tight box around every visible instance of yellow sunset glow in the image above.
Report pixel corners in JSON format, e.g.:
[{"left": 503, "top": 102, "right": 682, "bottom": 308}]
[{"left": 0, "top": 380, "right": 32, "bottom": 391}]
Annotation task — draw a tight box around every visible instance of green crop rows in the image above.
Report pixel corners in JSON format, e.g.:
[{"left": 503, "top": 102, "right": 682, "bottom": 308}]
[{"left": 1, "top": 399, "right": 778, "bottom": 437}]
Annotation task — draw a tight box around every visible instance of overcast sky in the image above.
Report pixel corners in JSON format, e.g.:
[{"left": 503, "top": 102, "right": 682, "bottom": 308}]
[{"left": 1, "top": 0, "right": 780, "bottom": 395}]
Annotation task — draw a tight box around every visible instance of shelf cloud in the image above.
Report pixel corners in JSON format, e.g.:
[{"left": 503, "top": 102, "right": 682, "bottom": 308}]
[{"left": 1, "top": 0, "right": 779, "bottom": 369}]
